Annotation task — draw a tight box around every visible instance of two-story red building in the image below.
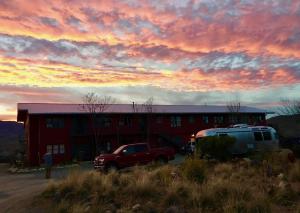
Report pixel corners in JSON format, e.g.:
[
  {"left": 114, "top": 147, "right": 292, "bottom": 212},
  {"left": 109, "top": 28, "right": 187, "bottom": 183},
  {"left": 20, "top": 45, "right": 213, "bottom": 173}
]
[{"left": 17, "top": 103, "right": 269, "bottom": 166}]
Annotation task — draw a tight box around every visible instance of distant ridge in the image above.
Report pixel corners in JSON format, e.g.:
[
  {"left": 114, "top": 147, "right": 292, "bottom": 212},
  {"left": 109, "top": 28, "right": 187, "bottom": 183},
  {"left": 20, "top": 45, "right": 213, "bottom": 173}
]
[
  {"left": 0, "top": 121, "right": 24, "bottom": 162},
  {"left": 0, "top": 121, "right": 23, "bottom": 137}
]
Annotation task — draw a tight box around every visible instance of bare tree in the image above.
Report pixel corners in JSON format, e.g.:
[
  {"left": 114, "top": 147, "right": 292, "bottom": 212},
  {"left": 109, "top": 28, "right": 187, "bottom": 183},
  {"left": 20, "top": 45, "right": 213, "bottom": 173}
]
[
  {"left": 227, "top": 100, "right": 241, "bottom": 124},
  {"left": 277, "top": 98, "right": 300, "bottom": 115},
  {"left": 227, "top": 101, "right": 241, "bottom": 113},
  {"left": 79, "top": 92, "right": 115, "bottom": 159},
  {"left": 142, "top": 97, "right": 154, "bottom": 143}
]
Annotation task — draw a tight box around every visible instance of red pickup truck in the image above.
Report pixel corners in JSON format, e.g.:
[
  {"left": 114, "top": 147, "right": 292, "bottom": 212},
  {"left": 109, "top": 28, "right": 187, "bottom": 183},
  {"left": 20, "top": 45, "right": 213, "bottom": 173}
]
[{"left": 94, "top": 143, "right": 175, "bottom": 171}]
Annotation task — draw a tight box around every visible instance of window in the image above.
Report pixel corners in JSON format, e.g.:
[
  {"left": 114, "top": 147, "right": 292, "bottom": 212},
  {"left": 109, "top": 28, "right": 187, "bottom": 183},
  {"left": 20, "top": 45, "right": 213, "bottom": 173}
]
[
  {"left": 53, "top": 145, "right": 59, "bottom": 154},
  {"left": 229, "top": 115, "right": 238, "bottom": 123},
  {"left": 189, "top": 116, "right": 195, "bottom": 124},
  {"left": 252, "top": 115, "right": 263, "bottom": 123},
  {"left": 240, "top": 115, "right": 249, "bottom": 123},
  {"left": 72, "top": 117, "right": 87, "bottom": 135},
  {"left": 218, "top": 133, "right": 228, "bottom": 137},
  {"left": 262, "top": 131, "right": 272, "bottom": 140},
  {"left": 46, "top": 118, "right": 64, "bottom": 128},
  {"left": 202, "top": 116, "right": 209, "bottom": 124},
  {"left": 254, "top": 132, "right": 263, "bottom": 141},
  {"left": 135, "top": 144, "right": 148, "bottom": 153},
  {"left": 171, "top": 116, "right": 181, "bottom": 127},
  {"left": 156, "top": 116, "right": 162, "bottom": 124},
  {"left": 59, "top": 144, "right": 65, "bottom": 154},
  {"left": 214, "top": 116, "right": 224, "bottom": 124},
  {"left": 119, "top": 116, "right": 132, "bottom": 126},
  {"left": 47, "top": 144, "right": 65, "bottom": 155},
  {"left": 122, "top": 145, "right": 136, "bottom": 155},
  {"left": 46, "top": 145, "right": 52, "bottom": 154},
  {"left": 95, "top": 116, "right": 111, "bottom": 127}
]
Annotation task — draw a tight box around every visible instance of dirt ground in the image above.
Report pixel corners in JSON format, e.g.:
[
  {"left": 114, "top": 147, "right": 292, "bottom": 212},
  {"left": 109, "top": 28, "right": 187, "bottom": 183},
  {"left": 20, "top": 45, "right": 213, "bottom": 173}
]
[
  {"left": 0, "top": 155, "right": 184, "bottom": 212},
  {"left": 0, "top": 162, "right": 92, "bottom": 213}
]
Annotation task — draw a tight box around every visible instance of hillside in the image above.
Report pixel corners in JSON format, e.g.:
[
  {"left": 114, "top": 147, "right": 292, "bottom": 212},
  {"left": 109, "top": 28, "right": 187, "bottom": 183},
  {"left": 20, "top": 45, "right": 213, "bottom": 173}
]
[
  {"left": 0, "top": 121, "right": 24, "bottom": 162},
  {"left": 267, "top": 115, "right": 300, "bottom": 138}
]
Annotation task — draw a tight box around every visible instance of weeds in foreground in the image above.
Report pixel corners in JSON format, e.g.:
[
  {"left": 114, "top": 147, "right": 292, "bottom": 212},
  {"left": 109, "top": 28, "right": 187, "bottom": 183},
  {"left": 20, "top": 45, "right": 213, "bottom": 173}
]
[{"left": 37, "top": 158, "right": 300, "bottom": 213}]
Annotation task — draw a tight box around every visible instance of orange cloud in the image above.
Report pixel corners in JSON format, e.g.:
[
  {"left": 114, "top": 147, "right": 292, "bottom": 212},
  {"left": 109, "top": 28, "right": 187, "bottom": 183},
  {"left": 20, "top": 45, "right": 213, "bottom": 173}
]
[
  {"left": 1, "top": 56, "right": 299, "bottom": 92},
  {"left": 1, "top": 0, "right": 300, "bottom": 120},
  {"left": 1, "top": 0, "right": 300, "bottom": 58}
]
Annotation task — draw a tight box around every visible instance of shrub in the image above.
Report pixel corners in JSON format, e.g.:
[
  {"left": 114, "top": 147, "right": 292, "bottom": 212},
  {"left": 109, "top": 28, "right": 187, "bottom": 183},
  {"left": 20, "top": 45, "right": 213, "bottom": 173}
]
[
  {"left": 150, "top": 165, "right": 174, "bottom": 186},
  {"left": 195, "top": 136, "right": 236, "bottom": 161},
  {"left": 181, "top": 158, "right": 206, "bottom": 183},
  {"left": 273, "top": 188, "right": 298, "bottom": 207},
  {"left": 289, "top": 161, "right": 300, "bottom": 182},
  {"left": 291, "top": 144, "right": 300, "bottom": 158},
  {"left": 37, "top": 159, "right": 300, "bottom": 212}
]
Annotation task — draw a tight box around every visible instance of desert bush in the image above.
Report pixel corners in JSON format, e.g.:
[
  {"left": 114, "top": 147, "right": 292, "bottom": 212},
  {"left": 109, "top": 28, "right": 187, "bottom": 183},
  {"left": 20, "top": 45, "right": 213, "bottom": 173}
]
[
  {"left": 195, "top": 136, "right": 235, "bottom": 161},
  {"left": 38, "top": 160, "right": 300, "bottom": 213},
  {"left": 289, "top": 161, "right": 300, "bottom": 181},
  {"left": 213, "top": 163, "right": 234, "bottom": 178},
  {"left": 292, "top": 144, "right": 300, "bottom": 157},
  {"left": 181, "top": 158, "right": 206, "bottom": 183},
  {"left": 273, "top": 187, "right": 298, "bottom": 207},
  {"left": 247, "top": 198, "right": 271, "bottom": 213}
]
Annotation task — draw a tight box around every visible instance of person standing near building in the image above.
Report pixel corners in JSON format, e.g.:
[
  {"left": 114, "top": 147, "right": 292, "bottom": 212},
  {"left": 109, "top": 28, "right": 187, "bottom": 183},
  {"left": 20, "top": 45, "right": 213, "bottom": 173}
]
[{"left": 43, "top": 151, "right": 53, "bottom": 179}]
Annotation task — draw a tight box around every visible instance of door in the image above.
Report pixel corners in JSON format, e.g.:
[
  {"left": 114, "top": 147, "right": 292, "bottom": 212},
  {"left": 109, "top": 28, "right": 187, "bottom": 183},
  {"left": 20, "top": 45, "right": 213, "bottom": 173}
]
[
  {"left": 134, "top": 144, "right": 152, "bottom": 165},
  {"left": 118, "top": 145, "right": 137, "bottom": 167}
]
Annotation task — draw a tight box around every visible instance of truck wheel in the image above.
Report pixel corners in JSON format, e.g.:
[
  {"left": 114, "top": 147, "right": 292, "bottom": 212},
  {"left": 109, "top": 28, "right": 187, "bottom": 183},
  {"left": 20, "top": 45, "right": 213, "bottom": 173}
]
[
  {"left": 106, "top": 163, "right": 118, "bottom": 172},
  {"left": 156, "top": 157, "right": 168, "bottom": 165}
]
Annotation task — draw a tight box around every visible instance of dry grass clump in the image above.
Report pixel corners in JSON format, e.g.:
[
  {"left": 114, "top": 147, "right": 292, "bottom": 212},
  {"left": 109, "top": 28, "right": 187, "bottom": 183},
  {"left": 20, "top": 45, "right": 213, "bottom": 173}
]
[
  {"left": 289, "top": 161, "right": 300, "bottom": 182},
  {"left": 37, "top": 158, "right": 300, "bottom": 213},
  {"left": 181, "top": 158, "right": 206, "bottom": 183}
]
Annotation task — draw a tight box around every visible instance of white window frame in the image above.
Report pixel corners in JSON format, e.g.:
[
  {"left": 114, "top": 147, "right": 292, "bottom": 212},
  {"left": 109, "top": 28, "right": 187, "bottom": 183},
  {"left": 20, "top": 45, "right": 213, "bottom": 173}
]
[
  {"left": 59, "top": 144, "right": 65, "bottom": 154},
  {"left": 46, "top": 145, "right": 52, "bottom": 154},
  {"left": 53, "top": 145, "right": 59, "bottom": 154}
]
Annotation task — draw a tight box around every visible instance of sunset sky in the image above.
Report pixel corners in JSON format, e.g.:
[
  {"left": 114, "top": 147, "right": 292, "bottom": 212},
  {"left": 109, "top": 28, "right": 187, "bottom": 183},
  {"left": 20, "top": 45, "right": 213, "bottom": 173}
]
[{"left": 1, "top": 0, "right": 300, "bottom": 120}]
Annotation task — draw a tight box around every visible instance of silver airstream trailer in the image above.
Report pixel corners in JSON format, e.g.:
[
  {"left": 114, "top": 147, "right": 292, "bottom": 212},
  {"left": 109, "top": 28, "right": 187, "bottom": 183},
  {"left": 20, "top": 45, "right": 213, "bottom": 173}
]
[{"left": 195, "top": 124, "right": 279, "bottom": 155}]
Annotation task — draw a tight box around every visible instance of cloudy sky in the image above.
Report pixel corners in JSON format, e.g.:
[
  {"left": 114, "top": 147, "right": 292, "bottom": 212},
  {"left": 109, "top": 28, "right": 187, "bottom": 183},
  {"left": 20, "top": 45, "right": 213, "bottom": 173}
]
[{"left": 1, "top": 0, "right": 300, "bottom": 120}]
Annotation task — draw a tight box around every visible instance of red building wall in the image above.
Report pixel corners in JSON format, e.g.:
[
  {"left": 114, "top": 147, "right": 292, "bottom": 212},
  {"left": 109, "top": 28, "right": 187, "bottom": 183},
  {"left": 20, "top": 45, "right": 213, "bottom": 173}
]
[{"left": 25, "top": 112, "right": 266, "bottom": 166}]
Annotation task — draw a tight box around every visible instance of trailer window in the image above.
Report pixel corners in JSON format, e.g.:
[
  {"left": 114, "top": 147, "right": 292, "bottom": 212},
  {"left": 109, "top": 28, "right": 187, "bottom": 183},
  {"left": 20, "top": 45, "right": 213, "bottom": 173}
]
[
  {"left": 262, "top": 131, "right": 272, "bottom": 140},
  {"left": 254, "top": 132, "right": 263, "bottom": 141}
]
